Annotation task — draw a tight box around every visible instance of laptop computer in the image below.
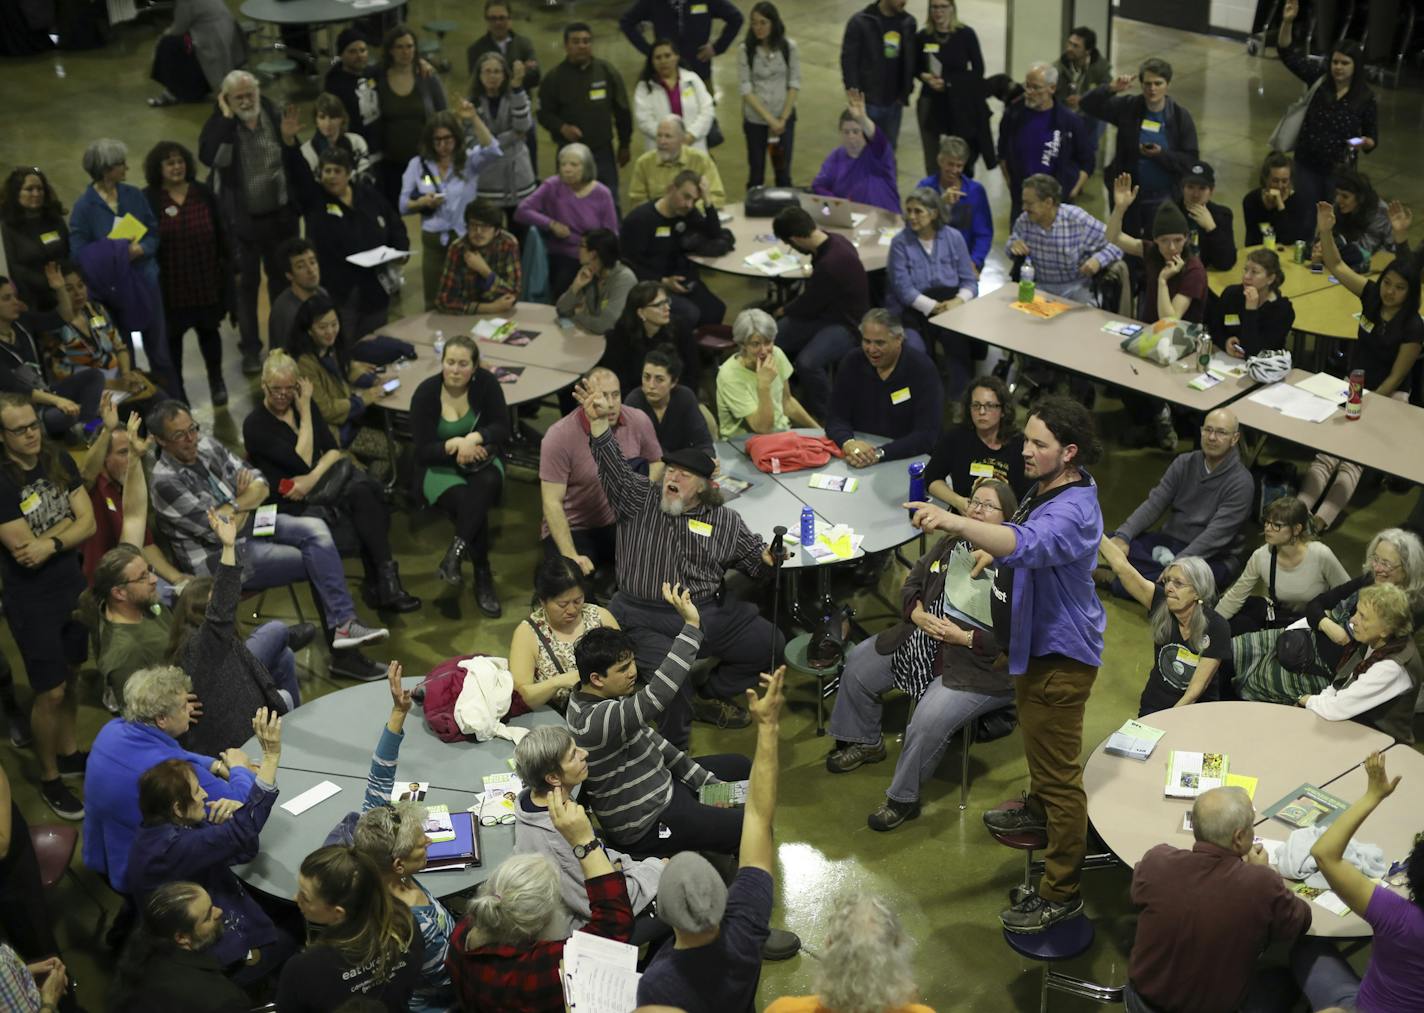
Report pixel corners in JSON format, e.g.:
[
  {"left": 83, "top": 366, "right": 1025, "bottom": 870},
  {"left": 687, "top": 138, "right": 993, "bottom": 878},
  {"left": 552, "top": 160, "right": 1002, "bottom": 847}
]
[{"left": 797, "top": 193, "right": 856, "bottom": 229}]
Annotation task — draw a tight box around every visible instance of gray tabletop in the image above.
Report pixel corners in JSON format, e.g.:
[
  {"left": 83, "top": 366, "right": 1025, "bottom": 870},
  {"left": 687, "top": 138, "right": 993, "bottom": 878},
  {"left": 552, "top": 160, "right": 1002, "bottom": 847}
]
[
  {"left": 715, "top": 446, "right": 839, "bottom": 571},
  {"left": 232, "top": 767, "right": 499, "bottom": 901},
  {"left": 687, "top": 201, "right": 903, "bottom": 277},
  {"left": 242, "top": 678, "right": 564, "bottom": 787},
  {"left": 935, "top": 287, "right": 1259, "bottom": 413},
  {"left": 721, "top": 430, "right": 926, "bottom": 560},
  {"left": 240, "top": 0, "right": 404, "bottom": 26}
]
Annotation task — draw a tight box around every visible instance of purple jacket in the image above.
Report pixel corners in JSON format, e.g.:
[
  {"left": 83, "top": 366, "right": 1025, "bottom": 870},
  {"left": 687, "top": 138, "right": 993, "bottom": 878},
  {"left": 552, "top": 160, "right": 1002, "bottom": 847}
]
[
  {"left": 998, "top": 478, "right": 1105, "bottom": 674},
  {"left": 73, "top": 237, "right": 173, "bottom": 374},
  {"left": 812, "top": 128, "right": 900, "bottom": 213}
]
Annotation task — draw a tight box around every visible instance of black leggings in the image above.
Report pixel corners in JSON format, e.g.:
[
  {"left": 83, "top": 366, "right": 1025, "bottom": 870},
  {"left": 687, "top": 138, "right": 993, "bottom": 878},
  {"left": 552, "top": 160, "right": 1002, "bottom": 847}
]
[
  {"left": 166, "top": 305, "right": 223, "bottom": 385},
  {"left": 435, "top": 467, "right": 503, "bottom": 561},
  {"left": 347, "top": 478, "right": 393, "bottom": 568}
]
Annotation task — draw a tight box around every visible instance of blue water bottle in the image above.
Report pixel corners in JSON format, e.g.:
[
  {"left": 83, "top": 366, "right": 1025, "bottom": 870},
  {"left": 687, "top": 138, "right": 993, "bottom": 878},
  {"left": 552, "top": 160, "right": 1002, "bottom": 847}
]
[
  {"left": 907, "top": 461, "right": 926, "bottom": 520},
  {"left": 800, "top": 506, "right": 815, "bottom": 547}
]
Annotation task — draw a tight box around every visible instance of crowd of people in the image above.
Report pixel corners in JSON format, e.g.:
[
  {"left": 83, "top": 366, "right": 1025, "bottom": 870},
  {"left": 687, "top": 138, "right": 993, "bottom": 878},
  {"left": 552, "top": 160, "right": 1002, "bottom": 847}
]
[{"left": 0, "top": 0, "right": 1423, "bottom": 1010}]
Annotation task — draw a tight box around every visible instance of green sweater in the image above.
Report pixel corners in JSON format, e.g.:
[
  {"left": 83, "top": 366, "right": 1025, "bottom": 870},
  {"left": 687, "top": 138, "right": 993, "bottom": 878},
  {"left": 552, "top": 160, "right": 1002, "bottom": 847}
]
[
  {"left": 537, "top": 58, "right": 632, "bottom": 152},
  {"left": 99, "top": 608, "right": 173, "bottom": 698}
]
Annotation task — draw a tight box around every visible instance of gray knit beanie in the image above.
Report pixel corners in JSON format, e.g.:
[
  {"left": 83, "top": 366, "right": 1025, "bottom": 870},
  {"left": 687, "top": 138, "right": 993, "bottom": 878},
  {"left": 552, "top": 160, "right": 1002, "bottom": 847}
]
[{"left": 655, "top": 852, "right": 727, "bottom": 933}]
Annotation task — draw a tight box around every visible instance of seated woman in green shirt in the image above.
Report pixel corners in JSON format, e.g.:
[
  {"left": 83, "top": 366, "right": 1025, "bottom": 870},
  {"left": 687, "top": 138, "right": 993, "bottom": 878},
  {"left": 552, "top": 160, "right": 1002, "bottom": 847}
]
[
  {"left": 716, "top": 307, "right": 817, "bottom": 438},
  {"left": 409, "top": 335, "right": 508, "bottom": 618}
]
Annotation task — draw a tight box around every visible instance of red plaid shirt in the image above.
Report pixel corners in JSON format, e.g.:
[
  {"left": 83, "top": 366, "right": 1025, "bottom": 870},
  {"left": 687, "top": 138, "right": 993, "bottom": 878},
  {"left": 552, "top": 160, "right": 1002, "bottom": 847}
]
[
  {"left": 435, "top": 231, "right": 522, "bottom": 314},
  {"left": 155, "top": 191, "right": 223, "bottom": 309},
  {"left": 446, "top": 871, "right": 632, "bottom": 1012}
]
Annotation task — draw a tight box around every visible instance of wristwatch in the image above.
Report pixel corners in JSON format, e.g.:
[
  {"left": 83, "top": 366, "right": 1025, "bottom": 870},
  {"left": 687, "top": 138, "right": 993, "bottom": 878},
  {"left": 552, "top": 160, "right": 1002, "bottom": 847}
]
[
  {"left": 572, "top": 839, "right": 604, "bottom": 860},
  {"left": 50, "top": 536, "right": 63, "bottom": 554},
  {"left": 874, "top": 446, "right": 886, "bottom": 462}
]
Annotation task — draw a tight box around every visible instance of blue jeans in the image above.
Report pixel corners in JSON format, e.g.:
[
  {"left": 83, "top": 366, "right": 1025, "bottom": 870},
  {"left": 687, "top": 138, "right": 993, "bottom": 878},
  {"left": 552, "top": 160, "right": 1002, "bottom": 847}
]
[
  {"left": 828, "top": 638, "right": 1012, "bottom": 803},
  {"left": 775, "top": 316, "right": 857, "bottom": 420},
  {"left": 1110, "top": 532, "right": 1234, "bottom": 599},
  {"left": 244, "top": 619, "right": 302, "bottom": 710},
  {"left": 241, "top": 513, "right": 355, "bottom": 630},
  {"left": 865, "top": 101, "right": 904, "bottom": 148},
  {"left": 1291, "top": 936, "right": 1360, "bottom": 1011},
  {"left": 40, "top": 368, "right": 106, "bottom": 437}
]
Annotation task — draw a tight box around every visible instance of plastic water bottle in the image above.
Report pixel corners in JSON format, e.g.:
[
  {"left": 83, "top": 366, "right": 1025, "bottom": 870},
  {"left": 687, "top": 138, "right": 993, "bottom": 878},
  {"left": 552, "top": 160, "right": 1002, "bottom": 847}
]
[
  {"left": 1018, "top": 260, "right": 1036, "bottom": 303},
  {"left": 800, "top": 506, "right": 815, "bottom": 547},
  {"left": 907, "top": 461, "right": 926, "bottom": 520},
  {"left": 433, "top": 329, "right": 445, "bottom": 360}
]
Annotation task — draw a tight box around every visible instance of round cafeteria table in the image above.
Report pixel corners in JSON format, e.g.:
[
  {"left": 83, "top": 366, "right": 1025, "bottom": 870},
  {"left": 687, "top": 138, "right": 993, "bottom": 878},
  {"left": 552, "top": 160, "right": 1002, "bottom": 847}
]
[
  {"left": 687, "top": 201, "right": 903, "bottom": 278},
  {"left": 374, "top": 304, "right": 605, "bottom": 411},
  {"left": 1206, "top": 245, "right": 1388, "bottom": 301},
  {"left": 240, "top": 0, "right": 404, "bottom": 25},
  {"left": 1083, "top": 700, "right": 1394, "bottom": 937},
  {"left": 235, "top": 678, "right": 564, "bottom": 901}
]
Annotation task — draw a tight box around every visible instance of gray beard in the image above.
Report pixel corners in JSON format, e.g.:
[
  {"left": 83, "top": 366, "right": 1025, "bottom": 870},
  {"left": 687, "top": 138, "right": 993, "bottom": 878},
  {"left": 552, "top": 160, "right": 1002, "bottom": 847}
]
[{"left": 659, "top": 494, "right": 689, "bottom": 516}]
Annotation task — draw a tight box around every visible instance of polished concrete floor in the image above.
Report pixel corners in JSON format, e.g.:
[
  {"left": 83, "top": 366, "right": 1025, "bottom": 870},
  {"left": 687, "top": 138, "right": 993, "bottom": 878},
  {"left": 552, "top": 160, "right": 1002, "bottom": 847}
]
[{"left": 0, "top": 2, "right": 1421, "bottom": 1009}]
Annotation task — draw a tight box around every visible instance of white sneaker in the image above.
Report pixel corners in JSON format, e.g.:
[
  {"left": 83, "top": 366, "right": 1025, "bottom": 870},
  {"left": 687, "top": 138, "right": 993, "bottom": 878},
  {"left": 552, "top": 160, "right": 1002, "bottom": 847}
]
[{"left": 331, "top": 619, "right": 389, "bottom": 649}]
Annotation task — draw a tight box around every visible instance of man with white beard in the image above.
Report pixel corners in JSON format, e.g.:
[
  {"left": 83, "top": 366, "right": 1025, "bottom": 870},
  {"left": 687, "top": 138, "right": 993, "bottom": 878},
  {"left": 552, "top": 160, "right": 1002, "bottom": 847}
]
[
  {"left": 198, "top": 70, "right": 302, "bottom": 376},
  {"left": 577, "top": 378, "right": 785, "bottom": 751},
  {"left": 627, "top": 115, "right": 727, "bottom": 207}
]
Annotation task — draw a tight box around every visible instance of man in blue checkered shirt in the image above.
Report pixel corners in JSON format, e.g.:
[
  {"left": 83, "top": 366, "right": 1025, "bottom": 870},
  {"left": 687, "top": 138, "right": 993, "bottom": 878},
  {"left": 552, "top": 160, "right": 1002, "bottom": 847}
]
[
  {"left": 145, "top": 400, "right": 388, "bottom": 664},
  {"left": 1007, "top": 173, "right": 1123, "bottom": 304}
]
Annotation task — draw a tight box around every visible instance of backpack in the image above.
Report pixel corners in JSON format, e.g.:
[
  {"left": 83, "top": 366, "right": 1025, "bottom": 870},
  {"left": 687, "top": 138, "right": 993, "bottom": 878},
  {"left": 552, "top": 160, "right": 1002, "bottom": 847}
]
[{"left": 417, "top": 653, "right": 531, "bottom": 742}]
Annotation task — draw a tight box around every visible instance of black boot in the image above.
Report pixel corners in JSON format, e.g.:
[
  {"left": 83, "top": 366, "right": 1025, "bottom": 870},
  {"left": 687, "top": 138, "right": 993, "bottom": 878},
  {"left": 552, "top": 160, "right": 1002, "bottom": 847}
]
[
  {"left": 377, "top": 560, "right": 421, "bottom": 613},
  {"left": 473, "top": 560, "right": 502, "bottom": 618},
  {"left": 437, "top": 537, "right": 466, "bottom": 586},
  {"left": 209, "top": 374, "right": 229, "bottom": 407}
]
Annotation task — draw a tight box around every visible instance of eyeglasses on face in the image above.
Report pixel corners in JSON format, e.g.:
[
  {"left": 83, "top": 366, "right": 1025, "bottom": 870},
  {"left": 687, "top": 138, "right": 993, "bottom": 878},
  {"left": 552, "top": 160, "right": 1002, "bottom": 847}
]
[
  {"left": 1162, "top": 576, "right": 1191, "bottom": 589},
  {"left": 122, "top": 564, "right": 157, "bottom": 585},
  {"left": 1369, "top": 554, "right": 1401, "bottom": 574},
  {"left": 1201, "top": 426, "right": 1237, "bottom": 439},
  {"left": 967, "top": 498, "right": 1003, "bottom": 513},
  {"left": 3, "top": 420, "right": 42, "bottom": 436},
  {"left": 166, "top": 422, "right": 201, "bottom": 442},
  {"left": 970, "top": 401, "right": 1002, "bottom": 412},
  {"left": 646, "top": 298, "right": 671, "bottom": 310}
]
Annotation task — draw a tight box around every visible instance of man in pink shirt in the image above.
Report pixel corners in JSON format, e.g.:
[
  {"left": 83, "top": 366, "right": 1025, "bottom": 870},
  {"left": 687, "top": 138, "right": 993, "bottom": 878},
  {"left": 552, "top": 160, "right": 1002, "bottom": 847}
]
[{"left": 540, "top": 367, "right": 663, "bottom": 586}]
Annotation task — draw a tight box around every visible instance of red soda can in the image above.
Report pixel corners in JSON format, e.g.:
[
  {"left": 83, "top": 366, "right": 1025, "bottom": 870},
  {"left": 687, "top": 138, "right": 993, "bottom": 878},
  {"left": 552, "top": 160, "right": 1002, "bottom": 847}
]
[{"left": 1345, "top": 369, "right": 1364, "bottom": 421}]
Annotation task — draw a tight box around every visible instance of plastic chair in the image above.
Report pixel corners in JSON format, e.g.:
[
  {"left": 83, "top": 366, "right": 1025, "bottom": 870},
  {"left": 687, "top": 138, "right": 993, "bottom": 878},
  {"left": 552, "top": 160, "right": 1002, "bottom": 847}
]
[
  {"left": 29, "top": 824, "right": 109, "bottom": 939},
  {"left": 421, "top": 21, "right": 459, "bottom": 72},
  {"left": 1003, "top": 914, "right": 1122, "bottom": 1011},
  {"left": 784, "top": 632, "right": 842, "bottom": 736}
]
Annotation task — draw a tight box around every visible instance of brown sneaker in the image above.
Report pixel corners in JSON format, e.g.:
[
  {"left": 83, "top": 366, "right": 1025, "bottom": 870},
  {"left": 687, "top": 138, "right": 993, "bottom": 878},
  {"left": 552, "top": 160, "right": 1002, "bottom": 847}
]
[
  {"left": 825, "top": 738, "right": 887, "bottom": 773},
  {"left": 691, "top": 695, "right": 751, "bottom": 729}
]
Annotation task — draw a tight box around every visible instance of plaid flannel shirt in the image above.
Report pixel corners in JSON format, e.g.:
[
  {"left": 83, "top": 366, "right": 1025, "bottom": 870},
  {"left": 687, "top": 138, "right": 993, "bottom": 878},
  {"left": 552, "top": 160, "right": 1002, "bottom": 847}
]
[
  {"left": 1007, "top": 203, "right": 1123, "bottom": 291},
  {"left": 435, "top": 231, "right": 522, "bottom": 314},
  {"left": 0, "top": 945, "right": 40, "bottom": 1013},
  {"left": 446, "top": 872, "right": 632, "bottom": 1012},
  {"left": 150, "top": 436, "right": 265, "bottom": 575}
]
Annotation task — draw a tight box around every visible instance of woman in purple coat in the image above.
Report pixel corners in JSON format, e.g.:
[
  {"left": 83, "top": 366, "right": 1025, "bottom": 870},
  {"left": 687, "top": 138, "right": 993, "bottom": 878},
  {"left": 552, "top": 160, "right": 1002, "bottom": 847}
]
[{"left": 811, "top": 89, "right": 899, "bottom": 213}]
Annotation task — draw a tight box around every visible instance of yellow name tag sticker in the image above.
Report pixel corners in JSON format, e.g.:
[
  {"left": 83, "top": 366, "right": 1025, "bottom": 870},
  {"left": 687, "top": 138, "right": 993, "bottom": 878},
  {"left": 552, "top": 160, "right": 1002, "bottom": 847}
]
[
  {"left": 969, "top": 460, "right": 996, "bottom": 478},
  {"left": 1141, "top": 119, "right": 1162, "bottom": 132},
  {"left": 422, "top": 175, "right": 434, "bottom": 188},
  {"left": 589, "top": 87, "right": 607, "bottom": 101},
  {"left": 687, "top": 519, "right": 713, "bottom": 537},
  {"left": 1223, "top": 314, "right": 1240, "bottom": 327},
  {"left": 890, "top": 386, "right": 911, "bottom": 405},
  {"left": 1358, "top": 317, "right": 1374, "bottom": 334},
  {"left": 105, "top": 496, "right": 118, "bottom": 512},
  {"left": 326, "top": 203, "right": 343, "bottom": 217},
  {"left": 1175, "top": 646, "right": 1200, "bottom": 666},
  {"left": 39, "top": 231, "right": 60, "bottom": 245},
  {"left": 655, "top": 226, "right": 672, "bottom": 238},
  {"left": 19, "top": 492, "right": 40, "bottom": 515},
  {"left": 690, "top": 2, "right": 708, "bottom": 11},
  {"left": 930, "top": 560, "right": 941, "bottom": 573},
  {"left": 922, "top": 42, "right": 940, "bottom": 53}
]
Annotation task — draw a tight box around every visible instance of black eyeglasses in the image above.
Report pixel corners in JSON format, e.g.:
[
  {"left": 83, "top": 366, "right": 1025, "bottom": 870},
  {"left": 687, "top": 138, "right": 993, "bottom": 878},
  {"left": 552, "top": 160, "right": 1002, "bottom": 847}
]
[
  {"left": 2, "top": 420, "right": 41, "bottom": 436},
  {"left": 122, "top": 564, "right": 157, "bottom": 585}
]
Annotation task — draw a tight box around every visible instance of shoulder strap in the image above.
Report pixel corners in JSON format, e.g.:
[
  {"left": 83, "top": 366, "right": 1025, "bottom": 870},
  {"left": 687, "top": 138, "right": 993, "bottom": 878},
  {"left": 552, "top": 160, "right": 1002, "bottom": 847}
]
[{"left": 524, "top": 616, "right": 567, "bottom": 674}]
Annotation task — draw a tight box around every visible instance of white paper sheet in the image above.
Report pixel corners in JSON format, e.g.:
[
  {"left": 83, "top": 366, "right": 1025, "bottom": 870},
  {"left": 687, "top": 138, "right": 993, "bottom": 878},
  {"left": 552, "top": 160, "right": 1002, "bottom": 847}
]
[
  {"left": 280, "top": 780, "right": 342, "bottom": 815},
  {"left": 562, "top": 933, "right": 640, "bottom": 1013},
  {"left": 1248, "top": 382, "right": 1338, "bottom": 423},
  {"left": 1293, "top": 372, "right": 1349, "bottom": 404},
  {"left": 345, "top": 245, "right": 406, "bottom": 268}
]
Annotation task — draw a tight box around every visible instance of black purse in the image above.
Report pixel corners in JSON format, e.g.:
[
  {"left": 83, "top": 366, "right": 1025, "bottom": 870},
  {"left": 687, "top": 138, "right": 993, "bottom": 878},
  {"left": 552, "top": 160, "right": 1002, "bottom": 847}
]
[
  {"left": 1275, "top": 626, "right": 1329, "bottom": 677},
  {"left": 302, "top": 456, "right": 359, "bottom": 507}
]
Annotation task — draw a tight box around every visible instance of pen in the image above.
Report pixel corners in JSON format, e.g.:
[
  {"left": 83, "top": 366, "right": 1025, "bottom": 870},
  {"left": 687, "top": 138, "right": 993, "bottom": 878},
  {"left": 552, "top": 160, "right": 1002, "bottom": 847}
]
[{"left": 1129, "top": 365, "right": 1139, "bottom": 375}]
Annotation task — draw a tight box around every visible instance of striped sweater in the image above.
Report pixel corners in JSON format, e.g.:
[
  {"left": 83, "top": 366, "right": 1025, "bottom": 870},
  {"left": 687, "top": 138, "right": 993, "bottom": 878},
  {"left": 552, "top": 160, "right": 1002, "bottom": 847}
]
[{"left": 565, "top": 624, "right": 715, "bottom": 844}]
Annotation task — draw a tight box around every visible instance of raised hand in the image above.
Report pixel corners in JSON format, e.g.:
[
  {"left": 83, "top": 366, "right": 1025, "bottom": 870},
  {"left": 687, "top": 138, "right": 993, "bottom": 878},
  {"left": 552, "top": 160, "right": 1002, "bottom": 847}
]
[
  {"left": 100, "top": 389, "right": 120, "bottom": 432},
  {"left": 125, "top": 408, "right": 151, "bottom": 454},
  {"left": 1283, "top": 0, "right": 1299, "bottom": 20},
  {"left": 845, "top": 88, "right": 866, "bottom": 121},
  {"left": 297, "top": 376, "right": 314, "bottom": 407},
  {"left": 1316, "top": 200, "right": 1336, "bottom": 234},
  {"left": 572, "top": 378, "right": 610, "bottom": 422},
  {"left": 660, "top": 581, "right": 701, "bottom": 628},
  {"left": 387, "top": 660, "right": 411, "bottom": 713},
  {"left": 252, "top": 707, "right": 282, "bottom": 755},
  {"left": 206, "top": 506, "right": 239, "bottom": 547},
  {"left": 1113, "top": 173, "right": 1139, "bottom": 209},
  {"left": 1109, "top": 73, "right": 1133, "bottom": 93},
  {"left": 1387, "top": 199, "right": 1412, "bottom": 240},
  {"left": 1364, "top": 750, "right": 1401, "bottom": 800},
  {"left": 745, "top": 666, "right": 785, "bottom": 725},
  {"left": 510, "top": 60, "right": 526, "bottom": 89}
]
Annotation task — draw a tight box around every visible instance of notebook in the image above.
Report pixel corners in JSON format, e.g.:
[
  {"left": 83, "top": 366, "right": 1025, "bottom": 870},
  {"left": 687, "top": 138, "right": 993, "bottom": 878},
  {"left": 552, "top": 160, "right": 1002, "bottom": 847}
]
[{"left": 424, "top": 810, "right": 481, "bottom": 870}]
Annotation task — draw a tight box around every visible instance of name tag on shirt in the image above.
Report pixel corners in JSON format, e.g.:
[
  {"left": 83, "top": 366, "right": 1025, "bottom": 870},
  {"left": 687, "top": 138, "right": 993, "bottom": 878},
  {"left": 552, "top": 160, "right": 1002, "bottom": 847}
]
[
  {"left": 1223, "top": 314, "right": 1240, "bottom": 327},
  {"left": 19, "top": 492, "right": 40, "bottom": 516},
  {"left": 90, "top": 315, "right": 107, "bottom": 330},
  {"left": 326, "top": 203, "right": 343, "bottom": 217},
  {"left": 969, "top": 460, "right": 996, "bottom": 478},
  {"left": 1358, "top": 316, "right": 1374, "bottom": 334},
  {"left": 1141, "top": 119, "right": 1162, "bottom": 133},
  {"left": 690, "top": 2, "right": 708, "bottom": 12},
  {"left": 930, "top": 560, "right": 941, "bottom": 573},
  {"left": 39, "top": 231, "right": 61, "bottom": 245},
  {"left": 1175, "top": 646, "right": 1200, "bottom": 667},
  {"left": 655, "top": 226, "right": 672, "bottom": 238},
  {"left": 105, "top": 496, "right": 118, "bottom": 512},
  {"left": 589, "top": 84, "right": 608, "bottom": 101},
  {"left": 922, "top": 42, "right": 940, "bottom": 54},
  {"left": 890, "top": 386, "right": 911, "bottom": 405},
  {"left": 687, "top": 519, "right": 713, "bottom": 537}
]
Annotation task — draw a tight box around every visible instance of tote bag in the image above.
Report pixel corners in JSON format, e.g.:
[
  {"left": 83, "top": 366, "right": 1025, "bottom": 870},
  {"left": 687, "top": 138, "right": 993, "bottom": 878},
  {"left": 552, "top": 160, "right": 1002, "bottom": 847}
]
[{"left": 1268, "top": 74, "right": 1326, "bottom": 152}]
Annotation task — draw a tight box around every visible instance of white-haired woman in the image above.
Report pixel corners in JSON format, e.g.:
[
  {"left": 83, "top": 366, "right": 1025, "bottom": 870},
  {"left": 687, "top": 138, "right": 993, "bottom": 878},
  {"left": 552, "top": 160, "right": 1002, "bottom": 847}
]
[
  {"left": 515, "top": 142, "right": 618, "bottom": 298},
  {"left": 512, "top": 725, "right": 666, "bottom": 942},
  {"left": 83, "top": 664, "right": 257, "bottom": 894},
  {"left": 1099, "top": 539, "right": 1230, "bottom": 715},
  {"left": 1299, "top": 583, "right": 1421, "bottom": 743},
  {"left": 715, "top": 307, "right": 817, "bottom": 438},
  {"left": 1235, "top": 528, "right": 1424, "bottom": 708},
  {"left": 339, "top": 661, "right": 455, "bottom": 1011},
  {"left": 887, "top": 186, "right": 978, "bottom": 398},
  {"left": 765, "top": 891, "right": 932, "bottom": 1013},
  {"left": 447, "top": 787, "right": 632, "bottom": 1011}
]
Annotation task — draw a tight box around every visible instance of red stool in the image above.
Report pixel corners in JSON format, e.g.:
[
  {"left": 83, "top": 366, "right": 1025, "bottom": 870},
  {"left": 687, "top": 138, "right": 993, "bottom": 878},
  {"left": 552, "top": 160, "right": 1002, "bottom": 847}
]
[
  {"left": 987, "top": 798, "right": 1048, "bottom": 905},
  {"left": 29, "top": 824, "right": 109, "bottom": 939}
]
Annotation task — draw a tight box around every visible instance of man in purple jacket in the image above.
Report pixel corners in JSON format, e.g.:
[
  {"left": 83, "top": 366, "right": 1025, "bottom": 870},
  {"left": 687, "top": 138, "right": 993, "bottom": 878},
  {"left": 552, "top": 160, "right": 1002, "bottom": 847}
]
[{"left": 907, "top": 395, "right": 1105, "bottom": 933}]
